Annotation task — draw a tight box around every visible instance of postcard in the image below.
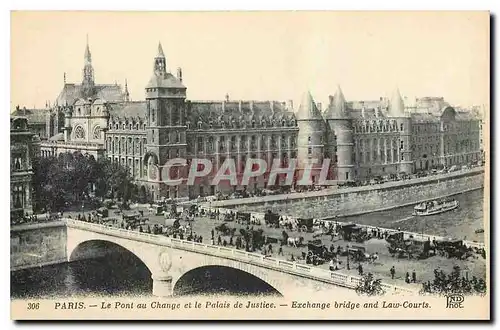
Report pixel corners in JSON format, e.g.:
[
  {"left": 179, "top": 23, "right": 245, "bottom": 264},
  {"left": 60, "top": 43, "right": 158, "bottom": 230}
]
[{"left": 10, "top": 10, "right": 490, "bottom": 320}]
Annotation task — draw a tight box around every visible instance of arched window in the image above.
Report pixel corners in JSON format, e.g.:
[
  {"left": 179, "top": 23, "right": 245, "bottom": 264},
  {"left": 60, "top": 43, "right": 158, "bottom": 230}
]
[
  {"left": 74, "top": 126, "right": 85, "bottom": 140},
  {"left": 93, "top": 126, "right": 101, "bottom": 139}
]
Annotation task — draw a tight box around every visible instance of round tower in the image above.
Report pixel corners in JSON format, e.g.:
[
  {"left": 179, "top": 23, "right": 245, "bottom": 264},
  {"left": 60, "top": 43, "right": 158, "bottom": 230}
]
[
  {"left": 295, "top": 91, "right": 325, "bottom": 185},
  {"left": 388, "top": 88, "right": 413, "bottom": 174},
  {"left": 323, "top": 85, "right": 354, "bottom": 182}
]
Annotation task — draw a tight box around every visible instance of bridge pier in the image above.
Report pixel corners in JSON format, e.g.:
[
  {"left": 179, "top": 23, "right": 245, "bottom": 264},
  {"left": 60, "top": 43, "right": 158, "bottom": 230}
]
[{"left": 151, "top": 273, "right": 173, "bottom": 297}]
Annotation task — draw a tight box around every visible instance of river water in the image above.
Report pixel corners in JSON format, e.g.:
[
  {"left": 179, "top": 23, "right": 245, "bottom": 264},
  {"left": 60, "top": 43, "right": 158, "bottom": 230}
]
[{"left": 11, "top": 189, "right": 485, "bottom": 299}]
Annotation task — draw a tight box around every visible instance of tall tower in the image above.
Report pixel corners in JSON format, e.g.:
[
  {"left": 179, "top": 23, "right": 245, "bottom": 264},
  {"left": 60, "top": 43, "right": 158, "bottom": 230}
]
[
  {"left": 82, "top": 36, "right": 95, "bottom": 98},
  {"left": 388, "top": 87, "right": 413, "bottom": 174},
  {"left": 295, "top": 91, "right": 326, "bottom": 185},
  {"left": 324, "top": 85, "right": 354, "bottom": 181},
  {"left": 145, "top": 42, "right": 187, "bottom": 199}
]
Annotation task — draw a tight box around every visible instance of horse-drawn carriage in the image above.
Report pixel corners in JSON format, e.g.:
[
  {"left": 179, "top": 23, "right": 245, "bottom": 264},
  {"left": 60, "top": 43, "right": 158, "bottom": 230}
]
[
  {"left": 236, "top": 212, "right": 251, "bottom": 224},
  {"left": 215, "top": 223, "right": 237, "bottom": 236},
  {"left": 306, "top": 239, "right": 335, "bottom": 265},
  {"left": 264, "top": 211, "right": 280, "bottom": 228},
  {"left": 387, "top": 233, "right": 434, "bottom": 259},
  {"left": 434, "top": 239, "right": 471, "bottom": 259},
  {"left": 347, "top": 245, "right": 370, "bottom": 262},
  {"left": 338, "top": 223, "right": 370, "bottom": 242},
  {"left": 297, "top": 218, "right": 314, "bottom": 232}
]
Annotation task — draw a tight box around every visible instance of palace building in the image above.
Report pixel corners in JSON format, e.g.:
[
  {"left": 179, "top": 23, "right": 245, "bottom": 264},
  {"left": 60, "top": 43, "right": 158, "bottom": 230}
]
[
  {"left": 10, "top": 116, "right": 40, "bottom": 219},
  {"left": 17, "top": 40, "right": 480, "bottom": 201}
]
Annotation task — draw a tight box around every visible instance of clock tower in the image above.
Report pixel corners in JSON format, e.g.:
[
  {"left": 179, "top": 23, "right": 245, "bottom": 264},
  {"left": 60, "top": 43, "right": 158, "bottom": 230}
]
[{"left": 144, "top": 42, "right": 188, "bottom": 200}]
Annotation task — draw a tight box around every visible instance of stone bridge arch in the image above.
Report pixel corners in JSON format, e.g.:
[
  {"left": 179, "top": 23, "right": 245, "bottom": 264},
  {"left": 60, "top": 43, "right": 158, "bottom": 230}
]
[
  {"left": 66, "top": 226, "right": 165, "bottom": 277},
  {"left": 167, "top": 251, "right": 285, "bottom": 296}
]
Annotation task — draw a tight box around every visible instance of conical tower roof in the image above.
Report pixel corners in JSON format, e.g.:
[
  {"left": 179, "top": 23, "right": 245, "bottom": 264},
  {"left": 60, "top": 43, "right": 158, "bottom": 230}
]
[
  {"left": 388, "top": 87, "right": 405, "bottom": 117},
  {"left": 157, "top": 42, "right": 165, "bottom": 58},
  {"left": 324, "top": 85, "right": 348, "bottom": 119},
  {"left": 296, "top": 91, "right": 323, "bottom": 120}
]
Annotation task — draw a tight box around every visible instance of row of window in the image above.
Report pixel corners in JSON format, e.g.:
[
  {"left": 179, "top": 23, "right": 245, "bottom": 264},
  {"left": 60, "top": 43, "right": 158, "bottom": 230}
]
[
  {"left": 107, "top": 137, "right": 147, "bottom": 155},
  {"left": 353, "top": 121, "right": 404, "bottom": 134},
  {"left": 187, "top": 135, "right": 297, "bottom": 153},
  {"left": 187, "top": 118, "right": 297, "bottom": 130}
]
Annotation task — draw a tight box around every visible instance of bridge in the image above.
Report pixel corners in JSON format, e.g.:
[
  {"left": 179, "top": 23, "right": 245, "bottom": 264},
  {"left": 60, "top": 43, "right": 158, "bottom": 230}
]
[{"left": 65, "top": 219, "right": 415, "bottom": 297}]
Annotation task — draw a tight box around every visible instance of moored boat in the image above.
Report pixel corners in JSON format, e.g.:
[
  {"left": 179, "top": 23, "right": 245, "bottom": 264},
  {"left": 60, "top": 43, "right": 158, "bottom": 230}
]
[{"left": 412, "top": 199, "right": 459, "bottom": 216}]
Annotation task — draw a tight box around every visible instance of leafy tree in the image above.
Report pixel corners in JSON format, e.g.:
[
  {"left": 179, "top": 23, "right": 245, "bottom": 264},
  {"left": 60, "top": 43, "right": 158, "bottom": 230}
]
[
  {"left": 32, "top": 152, "right": 134, "bottom": 212},
  {"left": 355, "top": 273, "right": 385, "bottom": 296},
  {"left": 421, "top": 266, "right": 487, "bottom": 295}
]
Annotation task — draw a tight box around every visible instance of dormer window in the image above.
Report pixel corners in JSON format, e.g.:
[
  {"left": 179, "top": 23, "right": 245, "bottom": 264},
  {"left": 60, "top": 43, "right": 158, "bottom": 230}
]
[
  {"left": 198, "top": 121, "right": 202, "bottom": 129},
  {"left": 251, "top": 121, "right": 256, "bottom": 128}
]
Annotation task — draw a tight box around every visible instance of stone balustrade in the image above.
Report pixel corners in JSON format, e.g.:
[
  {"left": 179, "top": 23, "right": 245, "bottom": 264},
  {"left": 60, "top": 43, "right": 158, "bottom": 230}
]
[{"left": 65, "top": 219, "right": 416, "bottom": 295}]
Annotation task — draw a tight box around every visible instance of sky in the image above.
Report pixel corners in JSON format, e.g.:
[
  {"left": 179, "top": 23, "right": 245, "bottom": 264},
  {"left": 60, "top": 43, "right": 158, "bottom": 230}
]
[{"left": 10, "top": 11, "right": 489, "bottom": 111}]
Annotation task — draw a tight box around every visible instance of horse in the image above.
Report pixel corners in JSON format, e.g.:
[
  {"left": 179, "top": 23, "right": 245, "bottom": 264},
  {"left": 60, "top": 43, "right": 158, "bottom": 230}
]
[{"left": 287, "top": 236, "right": 304, "bottom": 247}]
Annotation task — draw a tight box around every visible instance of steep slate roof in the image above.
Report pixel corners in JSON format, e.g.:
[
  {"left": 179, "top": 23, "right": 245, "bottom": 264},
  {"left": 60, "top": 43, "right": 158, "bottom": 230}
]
[
  {"left": 56, "top": 83, "right": 125, "bottom": 106},
  {"left": 186, "top": 100, "right": 295, "bottom": 128},
  {"left": 109, "top": 101, "right": 147, "bottom": 119},
  {"left": 296, "top": 91, "right": 323, "bottom": 120},
  {"left": 388, "top": 88, "right": 405, "bottom": 117},
  {"left": 146, "top": 73, "right": 186, "bottom": 89},
  {"left": 11, "top": 108, "right": 49, "bottom": 124},
  {"left": 324, "top": 85, "right": 347, "bottom": 119}
]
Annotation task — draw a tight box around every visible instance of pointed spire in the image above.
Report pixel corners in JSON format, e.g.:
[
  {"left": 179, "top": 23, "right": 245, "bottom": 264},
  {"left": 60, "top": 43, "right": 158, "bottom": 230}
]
[
  {"left": 296, "top": 91, "right": 323, "bottom": 120},
  {"left": 388, "top": 87, "right": 405, "bottom": 117},
  {"left": 157, "top": 42, "right": 165, "bottom": 58},
  {"left": 124, "top": 79, "right": 130, "bottom": 102},
  {"left": 84, "top": 34, "right": 91, "bottom": 63},
  {"left": 324, "top": 85, "right": 348, "bottom": 119}
]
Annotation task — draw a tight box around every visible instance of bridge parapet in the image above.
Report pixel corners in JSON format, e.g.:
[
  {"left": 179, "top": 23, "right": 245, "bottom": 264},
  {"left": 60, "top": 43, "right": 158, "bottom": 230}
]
[{"left": 65, "top": 219, "right": 417, "bottom": 295}]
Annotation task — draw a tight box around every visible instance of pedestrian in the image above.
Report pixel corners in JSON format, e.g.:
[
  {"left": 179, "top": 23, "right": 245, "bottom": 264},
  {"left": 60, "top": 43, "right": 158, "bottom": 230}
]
[
  {"left": 358, "top": 264, "right": 363, "bottom": 276},
  {"left": 405, "top": 272, "right": 411, "bottom": 283},
  {"left": 210, "top": 238, "right": 214, "bottom": 245},
  {"left": 268, "top": 244, "right": 273, "bottom": 254},
  {"left": 278, "top": 246, "right": 283, "bottom": 256},
  {"left": 329, "top": 259, "right": 335, "bottom": 271},
  {"left": 217, "top": 235, "right": 222, "bottom": 245},
  {"left": 412, "top": 270, "right": 417, "bottom": 283},
  {"left": 211, "top": 229, "right": 214, "bottom": 238},
  {"left": 229, "top": 236, "right": 233, "bottom": 246},
  {"left": 390, "top": 266, "right": 395, "bottom": 280},
  {"left": 223, "top": 240, "right": 227, "bottom": 247}
]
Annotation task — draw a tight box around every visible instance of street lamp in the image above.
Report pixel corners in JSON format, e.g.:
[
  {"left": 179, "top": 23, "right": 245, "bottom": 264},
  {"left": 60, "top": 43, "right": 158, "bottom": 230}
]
[{"left": 346, "top": 244, "right": 350, "bottom": 270}]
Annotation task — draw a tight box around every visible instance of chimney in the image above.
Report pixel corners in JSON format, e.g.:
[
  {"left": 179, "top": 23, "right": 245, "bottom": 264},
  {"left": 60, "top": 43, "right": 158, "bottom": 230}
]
[
  {"left": 238, "top": 100, "right": 242, "bottom": 113},
  {"left": 329, "top": 95, "right": 334, "bottom": 104},
  {"left": 317, "top": 102, "right": 322, "bottom": 112},
  {"left": 225, "top": 93, "right": 230, "bottom": 102},
  {"left": 250, "top": 101, "right": 254, "bottom": 112},
  {"left": 270, "top": 100, "right": 274, "bottom": 113},
  {"left": 361, "top": 106, "right": 365, "bottom": 118},
  {"left": 287, "top": 99, "right": 294, "bottom": 110},
  {"left": 177, "top": 68, "right": 183, "bottom": 83},
  {"left": 375, "top": 106, "right": 380, "bottom": 118}
]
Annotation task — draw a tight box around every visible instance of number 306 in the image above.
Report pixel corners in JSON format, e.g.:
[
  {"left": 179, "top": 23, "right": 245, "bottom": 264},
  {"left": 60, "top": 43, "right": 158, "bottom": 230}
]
[{"left": 27, "top": 303, "right": 39, "bottom": 310}]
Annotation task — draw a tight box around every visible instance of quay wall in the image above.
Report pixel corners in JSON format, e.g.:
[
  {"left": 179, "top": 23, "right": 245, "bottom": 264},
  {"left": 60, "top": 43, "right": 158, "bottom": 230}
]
[
  {"left": 212, "top": 168, "right": 485, "bottom": 219},
  {"left": 10, "top": 222, "right": 67, "bottom": 271}
]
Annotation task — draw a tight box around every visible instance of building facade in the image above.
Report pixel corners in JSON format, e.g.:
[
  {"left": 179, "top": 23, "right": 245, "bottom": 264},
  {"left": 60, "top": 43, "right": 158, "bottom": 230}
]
[
  {"left": 11, "top": 117, "right": 40, "bottom": 220},
  {"left": 31, "top": 40, "right": 481, "bottom": 201}
]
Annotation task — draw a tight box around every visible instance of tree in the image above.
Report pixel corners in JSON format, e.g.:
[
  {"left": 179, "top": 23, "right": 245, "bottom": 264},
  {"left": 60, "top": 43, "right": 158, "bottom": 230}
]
[
  {"left": 355, "top": 273, "right": 385, "bottom": 296},
  {"left": 32, "top": 153, "right": 133, "bottom": 212},
  {"left": 421, "top": 266, "right": 487, "bottom": 295}
]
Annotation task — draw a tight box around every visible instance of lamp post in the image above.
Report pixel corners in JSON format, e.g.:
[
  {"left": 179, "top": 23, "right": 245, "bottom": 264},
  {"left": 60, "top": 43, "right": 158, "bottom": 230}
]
[{"left": 346, "top": 244, "right": 350, "bottom": 270}]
